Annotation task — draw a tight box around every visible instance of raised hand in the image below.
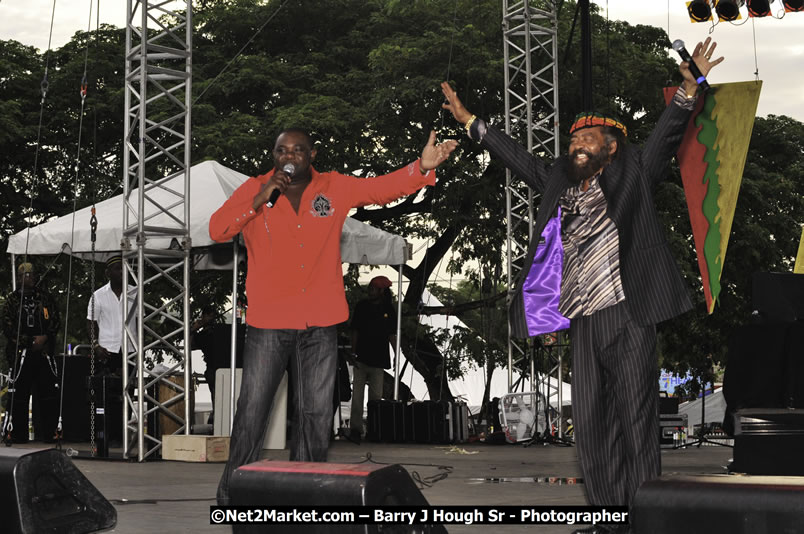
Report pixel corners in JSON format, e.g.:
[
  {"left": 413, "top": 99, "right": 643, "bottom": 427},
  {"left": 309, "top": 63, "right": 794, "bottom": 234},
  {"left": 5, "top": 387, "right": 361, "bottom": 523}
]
[
  {"left": 440, "top": 82, "right": 474, "bottom": 125},
  {"left": 420, "top": 130, "right": 458, "bottom": 172},
  {"left": 681, "top": 37, "right": 724, "bottom": 90}
]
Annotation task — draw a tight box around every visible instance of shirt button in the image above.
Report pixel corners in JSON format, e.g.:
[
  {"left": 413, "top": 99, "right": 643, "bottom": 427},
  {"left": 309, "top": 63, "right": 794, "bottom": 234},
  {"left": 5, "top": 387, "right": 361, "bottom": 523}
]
[
  {"left": 297, "top": 224, "right": 301, "bottom": 229},
  {"left": 236, "top": 218, "right": 239, "bottom": 221},
  {"left": 301, "top": 264, "right": 304, "bottom": 269},
  {"left": 302, "top": 288, "right": 306, "bottom": 293},
  {"left": 299, "top": 243, "right": 303, "bottom": 248}
]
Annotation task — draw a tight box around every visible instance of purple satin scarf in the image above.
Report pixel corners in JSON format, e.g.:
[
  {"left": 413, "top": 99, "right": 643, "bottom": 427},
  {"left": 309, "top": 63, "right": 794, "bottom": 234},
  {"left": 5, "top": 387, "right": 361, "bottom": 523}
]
[{"left": 522, "top": 207, "right": 570, "bottom": 336}]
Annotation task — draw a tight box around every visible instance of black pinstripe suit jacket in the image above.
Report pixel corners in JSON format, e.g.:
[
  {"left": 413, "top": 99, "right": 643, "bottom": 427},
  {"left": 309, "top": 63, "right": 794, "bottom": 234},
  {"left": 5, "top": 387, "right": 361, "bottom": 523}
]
[{"left": 480, "top": 101, "right": 694, "bottom": 338}]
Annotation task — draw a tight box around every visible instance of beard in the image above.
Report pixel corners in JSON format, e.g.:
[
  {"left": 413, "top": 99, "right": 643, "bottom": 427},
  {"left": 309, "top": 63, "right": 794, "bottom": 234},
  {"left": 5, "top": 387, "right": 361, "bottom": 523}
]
[{"left": 568, "top": 144, "right": 610, "bottom": 185}]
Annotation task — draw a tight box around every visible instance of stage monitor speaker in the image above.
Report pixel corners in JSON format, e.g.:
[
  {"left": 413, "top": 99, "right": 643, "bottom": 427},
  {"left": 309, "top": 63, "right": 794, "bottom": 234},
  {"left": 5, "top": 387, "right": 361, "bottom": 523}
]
[
  {"left": 632, "top": 474, "right": 804, "bottom": 534},
  {"left": 230, "top": 460, "right": 447, "bottom": 533},
  {"left": 0, "top": 448, "right": 116, "bottom": 534}
]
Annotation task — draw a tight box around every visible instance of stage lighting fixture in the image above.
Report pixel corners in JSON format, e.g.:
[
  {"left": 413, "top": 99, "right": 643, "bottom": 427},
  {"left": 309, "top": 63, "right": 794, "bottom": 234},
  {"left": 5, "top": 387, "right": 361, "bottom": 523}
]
[
  {"left": 782, "top": 0, "right": 804, "bottom": 11},
  {"left": 715, "top": 0, "right": 745, "bottom": 21},
  {"left": 747, "top": 0, "right": 774, "bottom": 16},
  {"left": 688, "top": 0, "right": 714, "bottom": 21}
]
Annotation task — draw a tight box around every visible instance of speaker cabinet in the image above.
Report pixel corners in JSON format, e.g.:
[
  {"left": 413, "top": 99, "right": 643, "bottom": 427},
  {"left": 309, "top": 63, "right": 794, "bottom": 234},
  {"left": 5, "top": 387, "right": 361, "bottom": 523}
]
[
  {"left": 731, "top": 408, "right": 804, "bottom": 475},
  {"left": 230, "top": 460, "right": 446, "bottom": 533},
  {"left": 0, "top": 448, "right": 116, "bottom": 534},
  {"left": 632, "top": 474, "right": 804, "bottom": 534}
]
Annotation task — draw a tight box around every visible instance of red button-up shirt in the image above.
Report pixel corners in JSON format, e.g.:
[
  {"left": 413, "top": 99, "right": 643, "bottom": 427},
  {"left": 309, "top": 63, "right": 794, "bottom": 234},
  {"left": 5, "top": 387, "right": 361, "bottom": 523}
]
[{"left": 209, "top": 161, "right": 435, "bottom": 329}]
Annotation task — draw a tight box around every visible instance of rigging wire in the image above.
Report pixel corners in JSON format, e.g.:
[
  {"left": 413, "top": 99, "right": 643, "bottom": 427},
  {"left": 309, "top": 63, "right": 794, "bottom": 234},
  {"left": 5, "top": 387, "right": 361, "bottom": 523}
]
[
  {"left": 439, "top": 0, "right": 460, "bottom": 129},
  {"left": 3, "top": 0, "right": 59, "bottom": 447},
  {"left": 54, "top": 0, "right": 99, "bottom": 449},
  {"left": 192, "top": 0, "right": 290, "bottom": 105},
  {"left": 409, "top": 0, "right": 461, "bottom": 402},
  {"left": 751, "top": 16, "right": 760, "bottom": 81},
  {"left": 606, "top": 0, "right": 610, "bottom": 108}
]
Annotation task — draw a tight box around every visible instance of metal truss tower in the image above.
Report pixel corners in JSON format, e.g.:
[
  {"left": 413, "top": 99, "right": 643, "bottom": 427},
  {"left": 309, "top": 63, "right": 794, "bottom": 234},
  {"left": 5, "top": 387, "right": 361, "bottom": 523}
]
[
  {"left": 122, "top": 0, "right": 193, "bottom": 460},
  {"left": 502, "top": 1, "right": 566, "bottom": 436}
]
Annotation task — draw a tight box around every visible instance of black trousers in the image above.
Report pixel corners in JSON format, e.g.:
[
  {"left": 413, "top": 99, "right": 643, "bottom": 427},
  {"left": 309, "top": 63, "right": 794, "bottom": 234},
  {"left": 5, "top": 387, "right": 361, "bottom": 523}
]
[
  {"left": 570, "top": 301, "right": 660, "bottom": 507},
  {"left": 5, "top": 347, "right": 59, "bottom": 442}
]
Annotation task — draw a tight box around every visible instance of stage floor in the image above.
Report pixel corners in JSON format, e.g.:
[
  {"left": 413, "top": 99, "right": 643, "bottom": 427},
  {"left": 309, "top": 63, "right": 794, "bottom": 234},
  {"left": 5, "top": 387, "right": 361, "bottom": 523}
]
[{"left": 7, "top": 438, "right": 734, "bottom": 533}]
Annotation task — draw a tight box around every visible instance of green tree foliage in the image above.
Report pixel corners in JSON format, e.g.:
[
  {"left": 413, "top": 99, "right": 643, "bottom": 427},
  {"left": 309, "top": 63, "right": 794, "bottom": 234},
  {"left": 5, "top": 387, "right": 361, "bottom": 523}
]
[
  {"left": 0, "top": 1, "right": 800, "bottom": 409},
  {"left": 0, "top": 26, "right": 127, "bottom": 371}
]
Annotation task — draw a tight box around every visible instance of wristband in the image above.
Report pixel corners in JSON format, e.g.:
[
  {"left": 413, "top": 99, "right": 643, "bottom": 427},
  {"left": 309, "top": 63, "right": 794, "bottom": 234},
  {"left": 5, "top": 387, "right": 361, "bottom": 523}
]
[{"left": 464, "top": 115, "right": 477, "bottom": 132}]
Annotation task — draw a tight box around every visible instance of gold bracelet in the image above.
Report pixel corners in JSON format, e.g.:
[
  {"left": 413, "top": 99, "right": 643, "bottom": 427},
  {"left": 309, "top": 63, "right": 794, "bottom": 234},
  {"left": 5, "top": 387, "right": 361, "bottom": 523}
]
[{"left": 464, "top": 115, "right": 477, "bottom": 132}]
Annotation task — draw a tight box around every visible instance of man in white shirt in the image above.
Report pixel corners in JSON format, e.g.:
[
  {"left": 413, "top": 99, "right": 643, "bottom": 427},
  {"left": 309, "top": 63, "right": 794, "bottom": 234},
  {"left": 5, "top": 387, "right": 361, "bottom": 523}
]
[{"left": 86, "top": 255, "right": 136, "bottom": 373}]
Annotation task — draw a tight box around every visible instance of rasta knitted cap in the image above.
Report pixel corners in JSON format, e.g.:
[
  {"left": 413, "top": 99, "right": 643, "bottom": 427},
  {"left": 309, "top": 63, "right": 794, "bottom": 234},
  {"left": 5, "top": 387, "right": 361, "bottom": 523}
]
[{"left": 569, "top": 112, "right": 628, "bottom": 138}]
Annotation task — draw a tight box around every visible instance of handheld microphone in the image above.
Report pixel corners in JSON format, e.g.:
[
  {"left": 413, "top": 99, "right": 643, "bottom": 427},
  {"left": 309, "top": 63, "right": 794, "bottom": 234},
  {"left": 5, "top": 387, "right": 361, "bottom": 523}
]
[
  {"left": 266, "top": 163, "right": 295, "bottom": 208},
  {"left": 672, "top": 39, "right": 709, "bottom": 92}
]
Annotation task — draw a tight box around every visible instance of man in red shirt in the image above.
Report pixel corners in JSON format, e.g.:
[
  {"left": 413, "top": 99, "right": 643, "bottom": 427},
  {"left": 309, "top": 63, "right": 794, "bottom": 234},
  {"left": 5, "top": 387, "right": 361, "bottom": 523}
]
[{"left": 210, "top": 127, "right": 457, "bottom": 504}]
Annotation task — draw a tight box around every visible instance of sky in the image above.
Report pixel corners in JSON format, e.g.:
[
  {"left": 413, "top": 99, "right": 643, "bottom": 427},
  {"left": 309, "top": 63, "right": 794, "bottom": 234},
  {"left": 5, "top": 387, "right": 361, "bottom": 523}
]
[{"left": 1, "top": 0, "right": 802, "bottom": 121}]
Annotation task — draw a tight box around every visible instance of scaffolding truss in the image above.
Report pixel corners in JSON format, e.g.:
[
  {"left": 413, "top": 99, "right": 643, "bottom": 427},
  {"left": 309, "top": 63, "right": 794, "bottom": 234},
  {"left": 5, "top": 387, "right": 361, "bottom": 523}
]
[
  {"left": 502, "top": 1, "right": 566, "bottom": 437},
  {"left": 122, "top": 0, "right": 193, "bottom": 461}
]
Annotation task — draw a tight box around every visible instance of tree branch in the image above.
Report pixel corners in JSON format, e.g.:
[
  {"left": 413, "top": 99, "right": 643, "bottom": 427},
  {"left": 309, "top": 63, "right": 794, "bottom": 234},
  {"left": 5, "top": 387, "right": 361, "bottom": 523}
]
[
  {"left": 411, "top": 290, "right": 507, "bottom": 317},
  {"left": 351, "top": 190, "right": 432, "bottom": 223}
]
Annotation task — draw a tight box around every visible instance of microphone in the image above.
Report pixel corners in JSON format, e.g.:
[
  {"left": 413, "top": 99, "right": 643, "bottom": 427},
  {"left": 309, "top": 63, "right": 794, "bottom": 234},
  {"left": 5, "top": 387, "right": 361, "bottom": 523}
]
[
  {"left": 266, "top": 163, "right": 295, "bottom": 208},
  {"left": 672, "top": 39, "right": 709, "bottom": 92}
]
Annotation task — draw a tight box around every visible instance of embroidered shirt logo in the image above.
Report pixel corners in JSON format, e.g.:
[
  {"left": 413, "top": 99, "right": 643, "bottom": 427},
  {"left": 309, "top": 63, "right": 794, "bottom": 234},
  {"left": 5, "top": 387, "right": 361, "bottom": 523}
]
[{"left": 310, "top": 193, "right": 334, "bottom": 217}]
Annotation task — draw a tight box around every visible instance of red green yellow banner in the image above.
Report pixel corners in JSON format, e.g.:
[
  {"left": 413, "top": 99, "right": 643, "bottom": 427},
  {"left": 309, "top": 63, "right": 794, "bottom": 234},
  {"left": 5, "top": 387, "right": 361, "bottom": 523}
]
[{"left": 663, "top": 81, "right": 762, "bottom": 313}]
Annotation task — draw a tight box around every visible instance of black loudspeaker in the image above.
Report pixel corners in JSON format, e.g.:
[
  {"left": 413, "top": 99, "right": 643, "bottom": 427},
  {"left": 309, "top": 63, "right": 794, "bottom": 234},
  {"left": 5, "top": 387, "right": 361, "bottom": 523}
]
[
  {"left": 632, "top": 475, "right": 804, "bottom": 534},
  {"left": 730, "top": 408, "right": 804, "bottom": 476},
  {"left": 0, "top": 448, "right": 116, "bottom": 534},
  {"left": 230, "top": 460, "right": 446, "bottom": 533},
  {"left": 57, "top": 355, "right": 92, "bottom": 442},
  {"left": 54, "top": 355, "right": 123, "bottom": 444}
]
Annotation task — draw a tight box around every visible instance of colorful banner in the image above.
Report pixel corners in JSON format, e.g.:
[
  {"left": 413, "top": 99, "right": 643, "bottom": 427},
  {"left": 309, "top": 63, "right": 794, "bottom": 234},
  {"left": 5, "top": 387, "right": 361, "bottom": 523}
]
[{"left": 664, "top": 81, "right": 762, "bottom": 313}]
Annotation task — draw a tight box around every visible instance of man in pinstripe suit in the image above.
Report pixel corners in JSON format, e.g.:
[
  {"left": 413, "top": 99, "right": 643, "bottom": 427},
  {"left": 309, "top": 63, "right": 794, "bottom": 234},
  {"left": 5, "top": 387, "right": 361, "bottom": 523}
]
[{"left": 442, "top": 38, "right": 723, "bottom": 533}]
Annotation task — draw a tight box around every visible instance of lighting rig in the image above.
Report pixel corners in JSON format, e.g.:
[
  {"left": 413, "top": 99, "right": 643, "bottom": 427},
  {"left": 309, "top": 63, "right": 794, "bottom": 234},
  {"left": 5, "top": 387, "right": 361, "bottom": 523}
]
[{"left": 687, "top": 0, "right": 802, "bottom": 23}]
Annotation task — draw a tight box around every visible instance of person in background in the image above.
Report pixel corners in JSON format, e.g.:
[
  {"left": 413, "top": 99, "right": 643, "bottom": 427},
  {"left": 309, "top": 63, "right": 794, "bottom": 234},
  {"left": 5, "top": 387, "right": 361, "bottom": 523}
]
[
  {"left": 2, "top": 262, "right": 60, "bottom": 444},
  {"left": 348, "top": 275, "right": 397, "bottom": 442},
  {"left": 86, "top": 255, "right": 136, "bottom": 375}
]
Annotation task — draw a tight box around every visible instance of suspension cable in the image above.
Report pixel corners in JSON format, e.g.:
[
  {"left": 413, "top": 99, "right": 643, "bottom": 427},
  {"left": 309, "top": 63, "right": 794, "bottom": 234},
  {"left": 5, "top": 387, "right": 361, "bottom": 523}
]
[
  {"left": 751, "top": 16, "right": 760, "bottom": 81},
  {"left": 55, "top": 0, "right": 98, "bottom": 449},
  {"left": 193, "top": 0, "right": 290, "bottom": 105},
  {"left": 408, "top": 0, "right": 460, "bottom": 403},
  {"left": 3, "top": 0, "right": 59, "bottom": 447}
]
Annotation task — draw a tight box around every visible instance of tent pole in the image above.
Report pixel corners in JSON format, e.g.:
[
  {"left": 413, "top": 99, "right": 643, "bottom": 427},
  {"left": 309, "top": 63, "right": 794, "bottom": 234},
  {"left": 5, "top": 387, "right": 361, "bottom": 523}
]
[
  {"left": 393, "top": 264, "right": 404, "bottom": 401},
  {"left": 229, "top": 239, "right": 239, "bottom": 433},
  {"left": 10, "top": 253, "right": 16, "bottom": 291}
]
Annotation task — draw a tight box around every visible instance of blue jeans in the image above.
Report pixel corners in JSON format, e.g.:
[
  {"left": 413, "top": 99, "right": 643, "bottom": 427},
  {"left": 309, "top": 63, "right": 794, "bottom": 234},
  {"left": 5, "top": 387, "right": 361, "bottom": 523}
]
[
  {"left": 349, "top": 362, "right": 385, "bottom": 434},
  {"left": 216, "top": 325, "right": 337, "bottom": 505}
]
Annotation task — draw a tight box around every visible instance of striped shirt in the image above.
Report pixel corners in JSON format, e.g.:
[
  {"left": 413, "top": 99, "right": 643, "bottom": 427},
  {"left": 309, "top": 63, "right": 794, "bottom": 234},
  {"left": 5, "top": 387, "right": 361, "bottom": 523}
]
[{"left": 558, "top": 173, "right": 625, "bottom": 318}]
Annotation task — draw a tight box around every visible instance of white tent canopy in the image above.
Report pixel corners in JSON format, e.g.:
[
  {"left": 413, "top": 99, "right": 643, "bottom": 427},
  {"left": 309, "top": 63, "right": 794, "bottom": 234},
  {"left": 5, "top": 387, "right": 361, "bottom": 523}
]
[
  {"left": 8, "top": 160, "right": 412, "bottom": 433},
  {"left": 6, "top": 160, "right": 408, "bottom": 266},
  {"left": 678, "top": 388, "right": 727, "bottom": 430}
]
